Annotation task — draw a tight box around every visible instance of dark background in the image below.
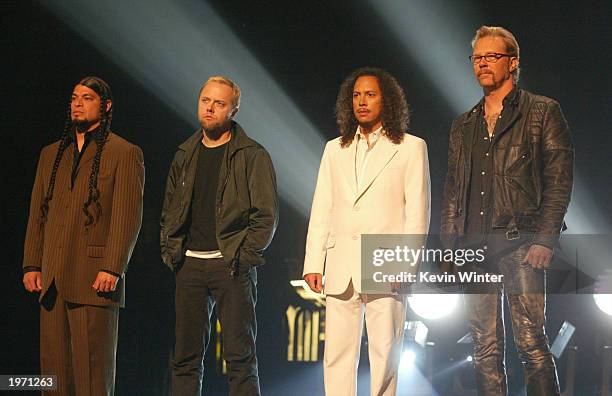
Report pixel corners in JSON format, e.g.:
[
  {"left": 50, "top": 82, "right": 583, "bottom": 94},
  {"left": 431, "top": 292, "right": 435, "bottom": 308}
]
[{"left": 2, "top": 1, "right": 611, "bottom": 395}]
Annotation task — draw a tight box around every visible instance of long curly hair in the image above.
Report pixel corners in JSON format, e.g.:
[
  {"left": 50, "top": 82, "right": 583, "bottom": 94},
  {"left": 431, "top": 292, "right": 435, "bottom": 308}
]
[
  {"left": 335, "top": 67, "right": 410, "bottom": 147},
  {"left": 39, "top": 76, "right": 113, "bottom": 227}
]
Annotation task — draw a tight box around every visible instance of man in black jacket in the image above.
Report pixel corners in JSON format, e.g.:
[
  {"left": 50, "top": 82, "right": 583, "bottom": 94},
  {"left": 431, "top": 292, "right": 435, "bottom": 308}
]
[
  {"left": 441, "top": 26, "right": 573, "bottom": 395},
  {"left": 160, "top": 76, "right": 278, "bottom": 395}
]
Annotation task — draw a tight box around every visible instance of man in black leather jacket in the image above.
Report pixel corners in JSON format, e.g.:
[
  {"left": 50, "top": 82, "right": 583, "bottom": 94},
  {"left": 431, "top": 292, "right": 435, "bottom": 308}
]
[
  {"left": 441, "top": 26, "right": 573, "bottom": 395},
  {"left": 160, "top": 76, "right": 278, "bottom": 395}
]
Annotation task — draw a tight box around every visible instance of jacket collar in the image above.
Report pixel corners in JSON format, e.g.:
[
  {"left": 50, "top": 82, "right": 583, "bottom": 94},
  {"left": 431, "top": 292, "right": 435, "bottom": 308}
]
[
  {"left": 463, "top": 86, "right": 521, "bottom": 121},
  {"left": 503, "top": 86, "right": 521, "bottom": 107},
  {"left": 64, "top": 129, "right": 114, "bottom": 168},
  {"left": 459, "top": 87, "right": 523, "bottom": 154},
  {"left": 178, "top": 121, "right": 256, "bottom": 156}
]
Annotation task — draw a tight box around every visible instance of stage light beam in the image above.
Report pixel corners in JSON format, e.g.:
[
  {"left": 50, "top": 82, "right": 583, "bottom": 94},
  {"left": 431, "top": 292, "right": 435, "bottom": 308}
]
[
  {"left": 368, "top": 0, "right": 482, "bottom": 113},
  {"left": 400, "top": 349, "right": 416, "bottom": 370},
  {"left": 40, "top": 0, "right": 326, "bottom": 216}
]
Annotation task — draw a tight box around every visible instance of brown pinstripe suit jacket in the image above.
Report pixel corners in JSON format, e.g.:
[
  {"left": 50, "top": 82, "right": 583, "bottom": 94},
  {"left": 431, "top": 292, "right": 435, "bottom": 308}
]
[{"left": 23, "top": 132, "right": 144, "bottom": 307}]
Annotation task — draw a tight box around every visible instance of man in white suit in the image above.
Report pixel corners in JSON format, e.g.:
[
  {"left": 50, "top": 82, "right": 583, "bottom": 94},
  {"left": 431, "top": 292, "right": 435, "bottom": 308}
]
[{"left": 303, "top": 67, "right": 430, "bottom": 396}]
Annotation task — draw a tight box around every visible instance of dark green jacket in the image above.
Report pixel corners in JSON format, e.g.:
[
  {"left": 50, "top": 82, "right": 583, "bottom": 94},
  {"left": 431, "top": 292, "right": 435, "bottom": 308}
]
[{"left": 160, "top": 122, "right": 278, "bottom": 272}]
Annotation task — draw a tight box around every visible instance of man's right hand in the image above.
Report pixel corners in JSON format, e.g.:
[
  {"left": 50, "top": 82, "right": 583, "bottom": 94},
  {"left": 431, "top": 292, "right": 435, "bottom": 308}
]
[
  {"left": 23, "top": 271, "right": 42, "bottom": 292},
  {"left": 303, "top": 273, "right": 323, "bottom": 293}
]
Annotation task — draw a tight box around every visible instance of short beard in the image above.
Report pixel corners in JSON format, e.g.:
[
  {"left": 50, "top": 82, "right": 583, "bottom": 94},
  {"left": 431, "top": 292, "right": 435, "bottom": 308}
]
[
  {"left": 72, "top": 119, "right": 97, "bottom": 133},
  {"left": 203, "top": 126, "right": 226, "bottom": 140},
  {"left": 202, "top": 120, "right": 232, "bottom": 141}
]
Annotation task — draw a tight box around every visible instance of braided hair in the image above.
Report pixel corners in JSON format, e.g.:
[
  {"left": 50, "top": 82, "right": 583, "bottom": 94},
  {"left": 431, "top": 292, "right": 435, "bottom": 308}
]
[
  {"left": 39, "top": 76, "right": 113, "bottom": 227},
  {"left": 39, "top": 106, "right": 72, "bottom": 225}
]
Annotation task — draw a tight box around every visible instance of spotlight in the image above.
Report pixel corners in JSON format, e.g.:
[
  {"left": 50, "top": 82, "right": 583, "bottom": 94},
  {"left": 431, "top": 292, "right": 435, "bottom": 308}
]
[
  {"left": 400, "top": 350, "right": 416, "bottom": 370},
  {"left": 41, "top": 0, "right": 326, "bottom": 217},
  {"left": 594, "top": 294, "right": 612, "bottom": 317},
  {"left": 408, "top": 293, "right": 459, "bottom": 320},
  {"left": 466, "top": 355, "right": 473, "bottom": 363}
]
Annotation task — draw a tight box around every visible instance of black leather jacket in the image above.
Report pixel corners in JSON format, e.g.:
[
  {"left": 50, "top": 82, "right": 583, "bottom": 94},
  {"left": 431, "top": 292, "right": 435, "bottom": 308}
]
[
  {"left": 441, "top": 88, "right": 574, "bottom": 250},
  {"left": 160, "top": 122, "right": 278, "bottom": 272}
]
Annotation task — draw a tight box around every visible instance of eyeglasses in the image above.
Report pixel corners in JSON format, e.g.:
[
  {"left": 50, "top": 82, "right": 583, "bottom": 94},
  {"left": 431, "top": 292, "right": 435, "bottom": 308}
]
[{"left": 469, "top": 53, "right": 513, "bottom": 64}]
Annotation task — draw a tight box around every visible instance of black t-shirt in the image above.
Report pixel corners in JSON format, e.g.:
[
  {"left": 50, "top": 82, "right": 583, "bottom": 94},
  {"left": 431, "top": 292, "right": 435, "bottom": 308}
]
[{"left": 186, "top": 142, "right": 228, "bottom": 251}]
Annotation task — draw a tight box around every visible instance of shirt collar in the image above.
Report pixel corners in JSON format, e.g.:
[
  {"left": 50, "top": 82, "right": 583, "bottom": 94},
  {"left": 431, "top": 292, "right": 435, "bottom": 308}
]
[
  {"left": 68, "top": 126, "right": 100, "bottom": 144},
  {"left": 356, "top": 125, "right": 383, "bottom": 145},
  {"left": 476, "top": 86, "right": 520, "bottom": 115}
]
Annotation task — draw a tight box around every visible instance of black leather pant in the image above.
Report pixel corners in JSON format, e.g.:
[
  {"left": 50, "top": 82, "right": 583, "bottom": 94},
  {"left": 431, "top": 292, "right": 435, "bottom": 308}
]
[{"left": 463, "top": 244, "right": 560, "bottom": 395}]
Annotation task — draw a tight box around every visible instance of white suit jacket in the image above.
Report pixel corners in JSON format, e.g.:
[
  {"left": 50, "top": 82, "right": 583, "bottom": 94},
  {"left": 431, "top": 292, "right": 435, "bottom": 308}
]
[{"left": 303, "top": 133, "right": 430, "bottom": 295}]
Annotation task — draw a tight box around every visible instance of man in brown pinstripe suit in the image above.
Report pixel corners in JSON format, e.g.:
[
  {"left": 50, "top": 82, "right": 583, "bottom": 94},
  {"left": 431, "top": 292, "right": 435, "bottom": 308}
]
[{"left": 22, "top": 76, "right": 144, "bottom": 395}]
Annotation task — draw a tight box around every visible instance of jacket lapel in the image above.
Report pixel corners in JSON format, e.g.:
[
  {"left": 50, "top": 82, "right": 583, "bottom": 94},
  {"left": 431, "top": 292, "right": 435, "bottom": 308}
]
[
  {"left": 76, "top": 140, "right": 97, "bottom": 173},
  {"left": 182, "top": 131, "right": 202, "bottom": 205},
  {"left": 462, "top": 107, "right": 478, "bottom": 153},
  {"left": 355, "top": 136, "right": 398, "bottom": 202},
  {"left": 339, "top": 137, "right": 358, "bottom": 195},
  {"left": 75, "top": 132, "right": 114, "bottom": 175}
]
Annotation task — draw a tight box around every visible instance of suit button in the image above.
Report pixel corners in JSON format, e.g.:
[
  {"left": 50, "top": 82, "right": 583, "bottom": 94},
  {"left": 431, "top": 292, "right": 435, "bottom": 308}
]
[{"left": 352, "top": 235, "right": 358, "bottom": 240}]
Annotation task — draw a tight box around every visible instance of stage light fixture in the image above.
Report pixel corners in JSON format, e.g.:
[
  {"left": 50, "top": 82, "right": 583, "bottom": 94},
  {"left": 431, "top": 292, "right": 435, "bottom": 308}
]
[
  {"left": 594, "top": 294, "right": 612, "bottom": 317},
  {"left": 408, "top": 293, "right": 459, "bottom": 320}
]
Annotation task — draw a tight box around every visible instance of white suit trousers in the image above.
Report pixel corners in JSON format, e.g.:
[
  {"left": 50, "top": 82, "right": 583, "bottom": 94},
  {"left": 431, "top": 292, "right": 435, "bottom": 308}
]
[{"left": 324, "top": 281, "right": 407, "bottom": 396}]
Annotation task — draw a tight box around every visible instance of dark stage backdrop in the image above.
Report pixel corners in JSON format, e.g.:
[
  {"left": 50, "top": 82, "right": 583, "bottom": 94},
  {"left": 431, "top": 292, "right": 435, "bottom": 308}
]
[{"left": 3, "top": 1, "right": 611, "bottom": 395}]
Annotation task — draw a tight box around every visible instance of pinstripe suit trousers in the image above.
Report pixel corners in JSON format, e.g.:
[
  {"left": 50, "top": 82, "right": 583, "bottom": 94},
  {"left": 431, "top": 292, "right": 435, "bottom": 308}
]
[{"left": 40, "top": 283, "right": 119, "bottom": 396}]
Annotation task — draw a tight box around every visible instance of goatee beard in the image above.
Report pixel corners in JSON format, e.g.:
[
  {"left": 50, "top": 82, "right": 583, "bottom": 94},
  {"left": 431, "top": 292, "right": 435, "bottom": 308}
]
[
  {"left": 203, "top": 126, "right": 226, "bottom": 141},
  {"left": 72, "top": 119, "right": 96, "bottom": 133}
]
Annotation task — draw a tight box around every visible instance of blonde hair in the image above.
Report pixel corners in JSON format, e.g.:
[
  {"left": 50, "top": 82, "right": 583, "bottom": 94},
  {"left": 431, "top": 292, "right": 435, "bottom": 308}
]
[
  {"left": 200, "top": 76, "right": 241, "bottom": 109},
  {"left": 472, "top": 26, "right": 521, "bottom": 83}
]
